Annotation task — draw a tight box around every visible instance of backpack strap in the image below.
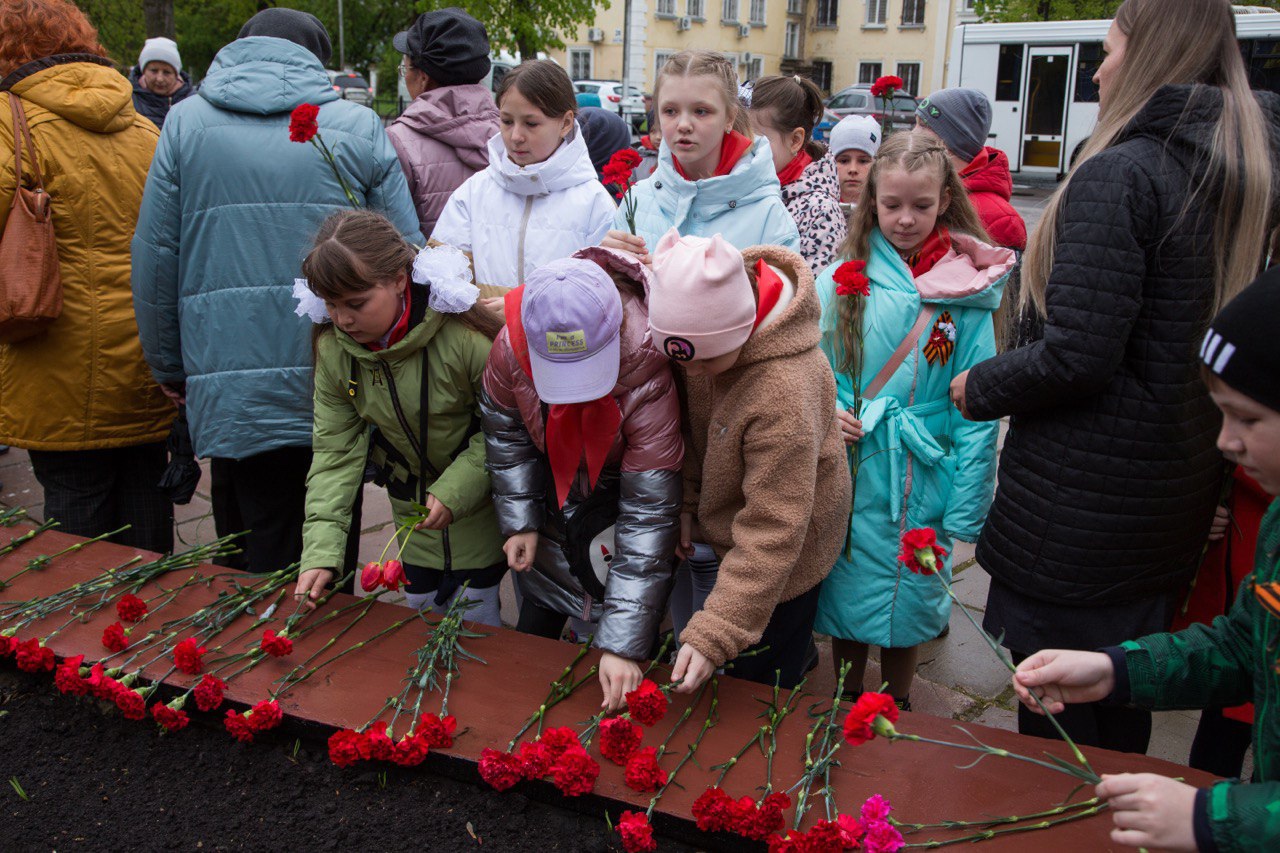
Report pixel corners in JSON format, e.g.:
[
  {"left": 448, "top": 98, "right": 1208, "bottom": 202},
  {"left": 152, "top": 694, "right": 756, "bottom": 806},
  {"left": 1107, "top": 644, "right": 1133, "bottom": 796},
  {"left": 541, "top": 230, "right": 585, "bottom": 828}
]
[{"left": 863, "top": 304, "right": 938, "bottom": 401}]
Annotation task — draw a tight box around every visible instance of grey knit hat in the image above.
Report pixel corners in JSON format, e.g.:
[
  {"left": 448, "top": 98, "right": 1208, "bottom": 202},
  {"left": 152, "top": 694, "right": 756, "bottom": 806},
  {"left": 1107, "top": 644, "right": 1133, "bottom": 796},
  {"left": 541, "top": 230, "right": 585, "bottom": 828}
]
[{"left": 915, "top": 87, "right": 992, "bottom": 163}]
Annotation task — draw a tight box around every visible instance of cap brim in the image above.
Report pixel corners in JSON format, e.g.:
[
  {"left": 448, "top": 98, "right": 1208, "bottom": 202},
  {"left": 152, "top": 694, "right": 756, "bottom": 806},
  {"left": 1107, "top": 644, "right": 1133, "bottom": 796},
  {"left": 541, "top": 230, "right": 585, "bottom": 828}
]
[
  {"left": 392, "top": 31, "right": 411, "bottom": 54},
  {"left": 527, "top": 336, "right": 621, "bottom": 405}
]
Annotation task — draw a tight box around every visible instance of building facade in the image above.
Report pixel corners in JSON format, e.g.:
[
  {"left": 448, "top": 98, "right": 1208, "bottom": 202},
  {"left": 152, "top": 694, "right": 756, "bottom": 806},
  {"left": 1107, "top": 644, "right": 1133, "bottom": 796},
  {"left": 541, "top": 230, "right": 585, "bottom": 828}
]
[{"left": 547, "top": 0, "right": 976, "bottom": 97}]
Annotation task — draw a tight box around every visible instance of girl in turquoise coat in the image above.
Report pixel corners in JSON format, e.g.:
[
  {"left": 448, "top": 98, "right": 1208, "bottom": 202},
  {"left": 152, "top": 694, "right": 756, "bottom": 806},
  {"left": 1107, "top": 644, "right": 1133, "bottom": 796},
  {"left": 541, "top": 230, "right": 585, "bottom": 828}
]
[{"left": 814, "top": 133, "right": 1014, "bottom": 708}]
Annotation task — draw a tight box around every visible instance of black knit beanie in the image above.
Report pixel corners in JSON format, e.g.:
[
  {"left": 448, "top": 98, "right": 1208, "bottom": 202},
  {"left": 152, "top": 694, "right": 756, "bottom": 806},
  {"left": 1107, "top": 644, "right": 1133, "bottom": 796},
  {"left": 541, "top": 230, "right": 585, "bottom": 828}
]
[
  {"left": 393, "top": 8, "right": 491, "bottom": 86},
  {"left": 1201, "top": 266, "right": 1280, "bottom": 413},
  {"left": 239, "top": 8, "right": 333, "bottom": 65}
]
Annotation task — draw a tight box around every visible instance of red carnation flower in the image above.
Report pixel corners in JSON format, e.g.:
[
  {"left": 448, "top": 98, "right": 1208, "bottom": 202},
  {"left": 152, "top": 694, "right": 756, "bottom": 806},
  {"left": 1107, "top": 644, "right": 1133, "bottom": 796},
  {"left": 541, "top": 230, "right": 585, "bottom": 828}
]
[
  {"left": 15, "top": 637, "right": 55, "bottom": 672},
  {"left": 517, "top": 740, "right": 554, "bottom": 780},
  {"left": 842, "top": 691, "right": 900, "bottom": 746},
  {"left": 360, "top": 561, "right": 383, "bottom": 592},
  {"left": 692, "top": 787, "right": 735, "bottom": 833},
  {"left": 861, "top": 793, "right": 892, "bottom": 822},
  {"left": 624, "top": 679, "right": 668, "bottom": 727},
  {"left": 102, "top": 622, "right": 129, "bottom": 653},
  {"left": 193, "top": 674, "right": 227, "bottom": 712},
  {"left": 391, "top": 733, "right": 431, "bottom": 767},
  {"left": 114, "top": 687, "right": 147, "bottom": 721},
  {"left": 599, "top": 716, "right": 643, "bottom": 765},
  {"left": 225, "top": 710, "right": 256, "bottom": 743},
  {"left": 151, "top": 701, "right": 190, "bottom": 732},
  {"left": 247, "top": 699, "right": 282, "bottom": 732},
  {"left": 550, "top": 749, "right": 600, "bottom": 797},
  {"left": 617, "top": 810, "right": 657, "bottom": 853},
  {"left": 750, "top": 792, "right": 791, "bottom": 840},
  {"left": 538, "top": 726, "right": 581, "bottom": 761},
  {"left": 54, "top": 655, "right": 88, "bottom": 695},
  {"left": 623, "top": 746, "right": 667, "bottom": 793},
  {"left": 863, "top": 818, "right": 904, "bottom": 853},
  {"left": 365, "top": 720, "right": 395, "bottom": 761},
  {"left": 838, "top": 813, "right": 863, "bottom": 847},
  {"left": 260, "top": 628, "right": 293, "bottom": 657},
  {"left": 478, "top": 747, "right": 523, "bottom": 791},
  {"left": 85, "top": 663, "right": 116, "bottom": 700},
  {"left": 289, "top": 103, "right": 320, "bottom": 143},
  {"left": 833, "top": 260, "right": 871, "bottom": 298},
  {"left": 116, "top": 593, "right": 148, "bottom": 623},
  {"left": 0, "top": 634, "right": 15, "bottom": 657},
  {"left": 416, "top": 712, "right": 457, "bottom": 749},
  {"left": 767, "top": 829, "right": 811, "bottom": 852},
  {"left": 173, "top": 637, "right": 207, "bottom": 675},
  {"left": 328, "top": 728, "right": 365, "bottom": 768},
  {"left": 869, "top": 75, "right": 904, "bottom": 98},
  {"left": 899, "top": 527, "right": 947, "bottom": 575},
  {"left": 798, "top": 819, "right": 848, "bottom": 853},
  {"left": 381, "top": 559, "right": 407, "bottom": 591}
]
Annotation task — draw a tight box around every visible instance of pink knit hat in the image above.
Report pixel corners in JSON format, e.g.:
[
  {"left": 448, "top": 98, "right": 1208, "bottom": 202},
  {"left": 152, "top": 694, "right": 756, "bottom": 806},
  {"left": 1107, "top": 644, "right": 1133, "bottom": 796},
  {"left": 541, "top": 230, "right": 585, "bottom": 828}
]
[{"left": 649, "top": 229, "right": 755, "bottom": 362}]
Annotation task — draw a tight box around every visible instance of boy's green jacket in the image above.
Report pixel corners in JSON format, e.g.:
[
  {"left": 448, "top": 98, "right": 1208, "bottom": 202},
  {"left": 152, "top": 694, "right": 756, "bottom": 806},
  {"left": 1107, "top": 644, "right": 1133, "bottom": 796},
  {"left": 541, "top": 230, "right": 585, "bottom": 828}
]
[
  {"left": 1117, "top": 498, "right": 1280, "bottom": 851},
  {"left": 301, "top": 286, "right": 503, "bottom": 573}
]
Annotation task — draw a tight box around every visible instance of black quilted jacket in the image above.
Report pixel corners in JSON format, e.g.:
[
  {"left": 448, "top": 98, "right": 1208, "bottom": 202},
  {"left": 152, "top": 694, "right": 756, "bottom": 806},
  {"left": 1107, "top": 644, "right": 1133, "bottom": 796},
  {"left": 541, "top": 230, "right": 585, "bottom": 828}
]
[{"left": 967, "top": 84, "right": 1280, "bottom": 605}]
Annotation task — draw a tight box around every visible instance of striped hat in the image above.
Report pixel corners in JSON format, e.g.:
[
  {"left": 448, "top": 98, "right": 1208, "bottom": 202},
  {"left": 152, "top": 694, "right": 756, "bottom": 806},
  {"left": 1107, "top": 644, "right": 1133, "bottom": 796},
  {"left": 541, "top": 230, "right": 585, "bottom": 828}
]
[{"left": 1201, "top": 266, "right": 1280, "bottom": 413}]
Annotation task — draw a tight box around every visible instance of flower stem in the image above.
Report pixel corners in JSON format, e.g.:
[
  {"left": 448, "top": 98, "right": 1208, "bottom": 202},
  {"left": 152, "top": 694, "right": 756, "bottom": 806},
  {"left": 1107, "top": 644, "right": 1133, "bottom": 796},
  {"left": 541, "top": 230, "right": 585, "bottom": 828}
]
[
  {"left": 901, "top": 802, "right": 1108, "bottom": 848},
  {"left": 645, "top": 679, "right": 717, "bottom": 820},
  {"left": 507, "top": 639, "right": 595, "bottom": 751},
  {"left": 892, "top": 797, "right": 1100, "bottom": 833}
]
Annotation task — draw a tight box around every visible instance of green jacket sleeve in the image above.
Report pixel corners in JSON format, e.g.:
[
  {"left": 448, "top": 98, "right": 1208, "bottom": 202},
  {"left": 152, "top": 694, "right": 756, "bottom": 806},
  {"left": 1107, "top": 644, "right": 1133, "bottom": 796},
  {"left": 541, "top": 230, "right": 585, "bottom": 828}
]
[
  {"left": 424, "top": 325, "right": 493, "bottom": 521},
  {"left": 1122, "top": 576, "right": 1256, "bottom": 711},
  {"left": 301, "top": 335, "right": 370, "bottom": 571},
  {"left": 1204, "top": 778, "right": 1280, "bottom": 853}
]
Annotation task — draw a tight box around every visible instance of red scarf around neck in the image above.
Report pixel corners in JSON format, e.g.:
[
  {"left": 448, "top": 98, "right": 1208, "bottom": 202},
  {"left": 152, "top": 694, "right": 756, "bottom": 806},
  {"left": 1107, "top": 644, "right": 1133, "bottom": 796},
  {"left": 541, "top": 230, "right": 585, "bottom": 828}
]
[
  {"left": 672, "top": 130, "right": 754, "bottom": 180},
  {"left": 503, "top": 286, "right": 622, "bottom": 508},
  {"left": 903, "top": 227, "right": 952, "bottom": 277},
  {"left": 776, "top": 149, "right": 813, "bottom": 186}
]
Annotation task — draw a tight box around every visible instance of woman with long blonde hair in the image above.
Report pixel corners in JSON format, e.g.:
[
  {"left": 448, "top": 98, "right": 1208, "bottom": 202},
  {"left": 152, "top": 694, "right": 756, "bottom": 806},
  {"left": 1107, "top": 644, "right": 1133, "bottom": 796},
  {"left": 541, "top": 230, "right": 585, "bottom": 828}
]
[{"left": 949, "top": 0, "right": 1280, "bottom": 756}]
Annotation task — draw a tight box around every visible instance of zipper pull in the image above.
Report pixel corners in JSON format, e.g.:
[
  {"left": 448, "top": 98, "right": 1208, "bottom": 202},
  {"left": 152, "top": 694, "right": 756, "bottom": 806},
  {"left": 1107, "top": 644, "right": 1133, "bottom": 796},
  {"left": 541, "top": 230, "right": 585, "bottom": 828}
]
[{"left": 347, "top": 377, "right": 358, "bottom": 398}]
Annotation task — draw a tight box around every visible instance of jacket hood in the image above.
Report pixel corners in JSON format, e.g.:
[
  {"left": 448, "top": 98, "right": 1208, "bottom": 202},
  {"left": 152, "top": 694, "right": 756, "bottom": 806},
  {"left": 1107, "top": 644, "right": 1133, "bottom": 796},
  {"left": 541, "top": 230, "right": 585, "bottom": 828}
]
[
  {"left": 651, "top": 135, "right": 783, "bottom": 210},
  {"left": 570, "top": 246, "right": 670, "bottom": 393},
  {"left": 199, "top": 37, "right": 338, "bottom": 115},
  {"left": 392, "top": 85, "right": 499, "bottom": 172},
  {"left": 333, "top": 283, "right": 445, "bottom": 363},
  {"left": 7, "top": 59, "right": 138, "bottom": 133},
  {"left": 484, "top": 122, "right": 599, "bottom": 196},
  {"left": 782, "top": 152, "right": 841, "bottom": 206},
  {"left": 870, "top": 230, "right": 1012, "bottom": 311},
  {"left": 732, "top": 245, "right": 821, "bottom": 370},
  {"left": 960, "top": 147, "right": 1013, "bottom": 201}
]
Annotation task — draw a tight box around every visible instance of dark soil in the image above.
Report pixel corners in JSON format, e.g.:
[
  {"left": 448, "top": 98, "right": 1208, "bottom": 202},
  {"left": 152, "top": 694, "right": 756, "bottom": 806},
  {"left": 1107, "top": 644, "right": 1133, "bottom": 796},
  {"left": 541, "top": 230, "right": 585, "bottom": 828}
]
[{"left": 0, "top": 669, "right": 703, "bottom": 853}]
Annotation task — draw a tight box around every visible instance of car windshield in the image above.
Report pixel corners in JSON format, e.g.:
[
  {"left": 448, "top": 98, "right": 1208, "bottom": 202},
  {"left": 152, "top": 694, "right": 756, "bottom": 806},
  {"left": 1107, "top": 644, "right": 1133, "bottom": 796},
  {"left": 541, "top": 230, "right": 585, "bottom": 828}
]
[
  {"left": 335, "top": 76, "right": 369, "bottom": 89},
  {"left": 576, "top": 83, "right": 601, "bottom": 93},
  {"left": 892, "top": 95, "right": 917, "bottom": 110}
]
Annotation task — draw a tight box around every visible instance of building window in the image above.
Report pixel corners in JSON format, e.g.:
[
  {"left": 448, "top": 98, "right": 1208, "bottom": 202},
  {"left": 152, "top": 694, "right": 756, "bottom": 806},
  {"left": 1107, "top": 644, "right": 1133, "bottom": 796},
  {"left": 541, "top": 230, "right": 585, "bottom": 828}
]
[
  {"left": 788, "top": 0, "right": 803, "bottom": 12},
  {"left": 865, "top": 0, "right": 887, "bottom": 25},
  {"left": 816, "top": 0, "right": 838, "bottom": 26},
  {"left": 656, "top": 0, "right": 677, "bottom": 14},
  {"left": 858, "top": 61, "right": 882, "bottom": 84},
  {"left": 812, "top": 60, "right": 833, "bottom": 93},
  {"left": 963, "top": 0, "right": 976, "bottom": 9},
  {"left": 688, "top": 0, "right": 706, "bottom": 18},
  {"left": 746, "top": 56, "right": 764, "bottom": 80},
  {"left": 722, "top": 0, "right": 739, "bottom": 22},
  {"left": 655, "top": 49, "right": 676, "bottom": 82},
  {"left": 896, "top": 62, "right": 921, "bottom": 95},
  {"left": 784, "top": 21, "right": 800, "bottom": 57},
  {"left": 750, "top": 0, "right": 767, "bottom": 23},
  {"left": 901, "top": 0, "right": 925, "bottom": 26},
  {"left": 995, "top": 43, "right": 1023, "bottom": 101},
  {"left": 568, "top": 48, "right": 592, "bottom": 80}
]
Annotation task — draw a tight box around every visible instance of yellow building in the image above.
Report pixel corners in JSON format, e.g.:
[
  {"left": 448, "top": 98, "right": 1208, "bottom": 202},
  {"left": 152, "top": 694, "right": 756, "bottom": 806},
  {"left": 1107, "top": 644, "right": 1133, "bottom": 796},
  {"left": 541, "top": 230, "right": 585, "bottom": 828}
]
[{"left": 546, "top": 0, "right": 974, "bottom": 98}]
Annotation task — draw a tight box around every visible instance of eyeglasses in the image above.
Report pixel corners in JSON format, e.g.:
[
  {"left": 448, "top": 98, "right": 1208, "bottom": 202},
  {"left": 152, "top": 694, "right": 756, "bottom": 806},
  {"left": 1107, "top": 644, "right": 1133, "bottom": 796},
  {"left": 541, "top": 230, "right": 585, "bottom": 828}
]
[{"left": 398, "top": 64, "right": 411, "bottom": 78}]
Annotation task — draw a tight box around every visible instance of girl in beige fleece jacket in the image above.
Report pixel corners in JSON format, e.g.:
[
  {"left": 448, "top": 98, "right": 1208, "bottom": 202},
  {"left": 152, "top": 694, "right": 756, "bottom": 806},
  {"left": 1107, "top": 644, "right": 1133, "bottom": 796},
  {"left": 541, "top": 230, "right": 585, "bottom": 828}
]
[{"left": 647, "top": 229, "right": 852, "bottom": 691}]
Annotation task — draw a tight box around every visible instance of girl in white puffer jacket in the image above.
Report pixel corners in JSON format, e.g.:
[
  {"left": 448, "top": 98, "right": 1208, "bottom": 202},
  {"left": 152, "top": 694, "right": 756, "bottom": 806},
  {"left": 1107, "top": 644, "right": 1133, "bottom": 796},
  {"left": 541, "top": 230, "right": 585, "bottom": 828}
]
[{"left": 434, "top": 60, "right": 616, "bottom": 289}]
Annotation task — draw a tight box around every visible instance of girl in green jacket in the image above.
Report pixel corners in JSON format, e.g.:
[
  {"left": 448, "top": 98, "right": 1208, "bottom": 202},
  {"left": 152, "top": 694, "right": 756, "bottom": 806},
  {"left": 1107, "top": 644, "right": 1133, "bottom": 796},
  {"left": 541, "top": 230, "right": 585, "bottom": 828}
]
[{"left": 292, "top": 210, "right": 507, "bottom": 625}]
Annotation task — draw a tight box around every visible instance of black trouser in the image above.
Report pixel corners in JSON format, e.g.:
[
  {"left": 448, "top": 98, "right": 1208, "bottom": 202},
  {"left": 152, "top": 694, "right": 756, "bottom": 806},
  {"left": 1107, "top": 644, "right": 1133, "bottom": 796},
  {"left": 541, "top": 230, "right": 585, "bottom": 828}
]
[
  {"left": 210, "top": 446, "right": 361, "bottom": 577},
  {"left": 1011, "top": 650, "right": 1153, "bottom": 754},
  {"left": 726, "top": 582, "right": 822, "bottom": 690},
  {"left": 29, "top": 442, "right": 173, "bottom": 554},
  {"left": 517, "top": 597, "right": 569, "bottom": 641},
  {"left": 1189, "top": 707, "right": 1253, "bottom": 778}
]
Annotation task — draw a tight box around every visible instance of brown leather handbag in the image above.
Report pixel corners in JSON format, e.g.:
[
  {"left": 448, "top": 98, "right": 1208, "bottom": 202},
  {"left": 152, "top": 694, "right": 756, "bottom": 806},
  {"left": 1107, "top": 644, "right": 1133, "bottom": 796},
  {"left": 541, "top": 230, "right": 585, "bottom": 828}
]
[{"left": 0, "top": 93, "right": 62, "bottom": 343}]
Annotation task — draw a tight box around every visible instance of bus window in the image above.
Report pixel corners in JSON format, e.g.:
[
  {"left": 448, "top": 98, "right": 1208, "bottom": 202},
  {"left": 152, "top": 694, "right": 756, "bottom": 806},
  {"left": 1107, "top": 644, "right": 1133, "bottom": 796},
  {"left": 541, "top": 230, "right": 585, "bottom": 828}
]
[
  {"left": 1075, "top": 42, "right": 1102, "bottom": 103},
  {"left": 1246, "top": 39, "right": 1280, "bottom": 94},
  {"left": 996, "top": 44, "right": 1023, "bottom": 101}
]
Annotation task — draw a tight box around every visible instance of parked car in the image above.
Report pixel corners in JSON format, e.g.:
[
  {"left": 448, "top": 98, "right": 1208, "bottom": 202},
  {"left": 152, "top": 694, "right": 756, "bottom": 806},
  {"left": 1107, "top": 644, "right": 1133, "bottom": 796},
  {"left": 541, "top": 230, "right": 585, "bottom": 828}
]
[
  {"left": 573, "top": 80, "right": 645, "bottom": 122},
  {"left": 813, "top": 84, "right": 918, "bottom": 142},
  {"left": 328, "top": 71, "right": 374, "bottom": 106}
]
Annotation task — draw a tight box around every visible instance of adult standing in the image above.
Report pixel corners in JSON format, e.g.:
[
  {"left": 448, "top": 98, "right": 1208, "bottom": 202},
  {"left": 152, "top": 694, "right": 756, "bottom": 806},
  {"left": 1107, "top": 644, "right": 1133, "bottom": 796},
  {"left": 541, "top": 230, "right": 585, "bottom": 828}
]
[
  {"left": 387, "top": 8, "right": 499, "bottom": 239},
  {"left": 128, "top": 37, "right": 193, "bottom": 130},
  {"left": 132, "top": 8, "right": 421, "bottom": 576},
  {"left": 949, "top": 0, "right": 1280, "bottom": 754},
  {"left": 0, "top": 0, "right": 174, "bottom": 552}
]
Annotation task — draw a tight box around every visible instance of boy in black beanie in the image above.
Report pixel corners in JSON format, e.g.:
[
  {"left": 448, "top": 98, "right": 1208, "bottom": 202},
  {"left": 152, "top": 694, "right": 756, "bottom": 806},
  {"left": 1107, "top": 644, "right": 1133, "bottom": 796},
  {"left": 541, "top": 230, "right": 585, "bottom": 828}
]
[{"left": 1010, "top": 269, "right": 1280, "bottom": 853}]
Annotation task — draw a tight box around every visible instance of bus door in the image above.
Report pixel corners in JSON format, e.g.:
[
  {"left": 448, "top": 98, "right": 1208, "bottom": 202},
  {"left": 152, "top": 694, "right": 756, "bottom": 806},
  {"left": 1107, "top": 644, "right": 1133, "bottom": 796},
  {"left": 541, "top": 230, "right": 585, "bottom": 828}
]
[{"left": 1021, "top": 46, "right": 1073, "bottom": 171}]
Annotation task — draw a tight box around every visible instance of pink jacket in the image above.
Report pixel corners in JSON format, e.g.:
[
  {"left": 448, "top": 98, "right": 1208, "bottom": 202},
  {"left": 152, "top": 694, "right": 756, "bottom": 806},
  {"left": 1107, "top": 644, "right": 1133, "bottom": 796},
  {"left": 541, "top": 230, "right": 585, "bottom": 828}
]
[{"left": 386, "top": 84, "right": 499, "bottom": 238}]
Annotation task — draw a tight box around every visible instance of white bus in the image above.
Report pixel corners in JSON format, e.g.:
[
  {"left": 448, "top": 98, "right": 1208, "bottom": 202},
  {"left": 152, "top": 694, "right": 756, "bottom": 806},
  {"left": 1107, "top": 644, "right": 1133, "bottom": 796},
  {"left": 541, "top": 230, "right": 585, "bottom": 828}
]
[{"left": 946, "top": 10, "right": 1280, "bottom": 175}]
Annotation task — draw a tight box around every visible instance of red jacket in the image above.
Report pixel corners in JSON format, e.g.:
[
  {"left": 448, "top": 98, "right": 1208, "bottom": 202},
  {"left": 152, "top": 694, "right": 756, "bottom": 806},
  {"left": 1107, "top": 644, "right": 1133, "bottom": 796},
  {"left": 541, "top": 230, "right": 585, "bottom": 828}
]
[{"left": 961, "top": 147, "right": 1027, "bottom": 252}]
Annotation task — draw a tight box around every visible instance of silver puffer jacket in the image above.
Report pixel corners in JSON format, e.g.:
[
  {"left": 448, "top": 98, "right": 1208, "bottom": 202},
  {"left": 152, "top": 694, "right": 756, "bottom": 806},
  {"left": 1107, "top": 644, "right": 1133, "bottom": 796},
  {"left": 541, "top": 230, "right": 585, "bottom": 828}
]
[{"left": 480, "top": 247, "right": 683, "bottom": 660}]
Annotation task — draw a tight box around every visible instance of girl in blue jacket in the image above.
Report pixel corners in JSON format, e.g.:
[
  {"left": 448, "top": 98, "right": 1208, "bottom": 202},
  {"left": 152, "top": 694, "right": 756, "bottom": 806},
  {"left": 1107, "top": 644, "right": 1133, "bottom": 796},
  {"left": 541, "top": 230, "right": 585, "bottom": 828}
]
[
  {"left": 601, "top": 49, "right": 800, "bottom": 261},
  {"left": 814, "top": 132, "right": 1013, "bottom": 708}
]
